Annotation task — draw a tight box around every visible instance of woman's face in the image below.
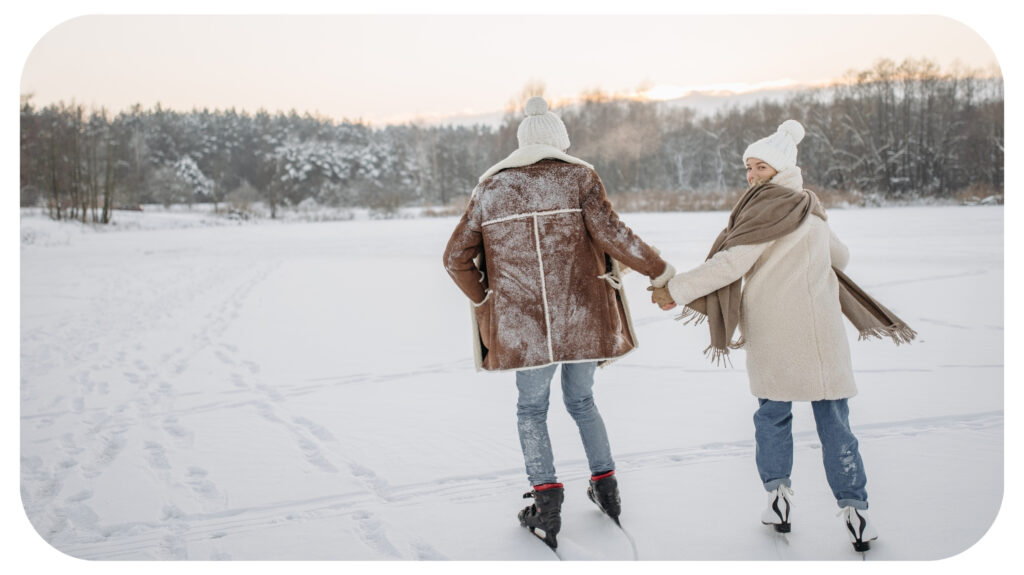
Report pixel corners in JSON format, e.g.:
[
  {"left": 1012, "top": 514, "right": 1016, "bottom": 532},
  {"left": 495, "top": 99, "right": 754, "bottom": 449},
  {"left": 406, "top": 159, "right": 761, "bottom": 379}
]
[{"left": 745, "top": 158, "right": 778, "bottom": 186}]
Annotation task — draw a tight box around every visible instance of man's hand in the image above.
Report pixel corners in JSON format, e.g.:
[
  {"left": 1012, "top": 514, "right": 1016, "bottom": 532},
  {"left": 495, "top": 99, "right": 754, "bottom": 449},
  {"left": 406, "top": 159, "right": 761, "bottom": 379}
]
[{"left": 648, "top": 286, "right": 676, "bottom": 311}]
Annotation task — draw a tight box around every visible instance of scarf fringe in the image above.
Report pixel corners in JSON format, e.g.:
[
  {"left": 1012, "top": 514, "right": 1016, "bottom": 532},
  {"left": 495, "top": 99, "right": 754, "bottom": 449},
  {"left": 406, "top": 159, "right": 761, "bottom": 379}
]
[
  {"left": 702, "top": 344, "right": 734, "bottom": 368},
  {"left": 675, "top": 306, "right": 708, "bottom": 326},
  {"left": 857, "top": 324, "right": 918, "bottom": 346}
]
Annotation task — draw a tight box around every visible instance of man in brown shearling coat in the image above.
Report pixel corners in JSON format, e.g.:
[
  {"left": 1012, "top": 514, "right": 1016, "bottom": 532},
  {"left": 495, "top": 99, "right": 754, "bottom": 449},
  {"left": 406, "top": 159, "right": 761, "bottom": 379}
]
[{"left": 442, "top": 97, "right": 674, "bottom": 549}]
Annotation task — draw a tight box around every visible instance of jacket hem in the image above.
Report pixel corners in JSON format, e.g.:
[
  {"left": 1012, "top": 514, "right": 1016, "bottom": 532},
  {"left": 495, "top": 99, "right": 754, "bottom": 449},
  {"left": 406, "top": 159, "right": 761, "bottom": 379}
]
[{"left": 475, "top": 350, "right": 637, "bottom": 374}]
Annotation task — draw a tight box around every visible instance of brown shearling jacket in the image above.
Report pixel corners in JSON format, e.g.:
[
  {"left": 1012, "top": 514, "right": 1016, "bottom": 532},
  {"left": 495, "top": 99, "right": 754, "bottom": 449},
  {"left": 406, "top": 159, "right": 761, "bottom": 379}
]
[{"left": 443, "top": 159, "right": 668, "bottom": 371}]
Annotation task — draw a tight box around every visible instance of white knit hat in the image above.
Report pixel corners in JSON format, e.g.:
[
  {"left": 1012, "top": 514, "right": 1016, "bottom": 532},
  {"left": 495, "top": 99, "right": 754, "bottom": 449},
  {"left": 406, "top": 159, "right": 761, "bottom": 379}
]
[
  {"left": 517, "top": 97, "right": 571, "bottom": 151},
  {"left": 742, "top": 120, "right": 805, "bottom": 171}
]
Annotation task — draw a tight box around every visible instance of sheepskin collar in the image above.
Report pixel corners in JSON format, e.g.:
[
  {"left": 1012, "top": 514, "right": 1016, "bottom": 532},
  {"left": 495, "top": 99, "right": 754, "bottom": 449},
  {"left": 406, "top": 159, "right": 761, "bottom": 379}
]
[{"left": 478, "top": 144, "right": 593, "bottom": 183}]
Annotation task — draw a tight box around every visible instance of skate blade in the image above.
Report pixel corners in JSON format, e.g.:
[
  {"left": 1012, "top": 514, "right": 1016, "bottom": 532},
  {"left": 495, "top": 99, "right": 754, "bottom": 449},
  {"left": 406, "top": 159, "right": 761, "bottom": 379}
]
[{"left": 761, "top": 521, "right": 791, "bottom": 533}]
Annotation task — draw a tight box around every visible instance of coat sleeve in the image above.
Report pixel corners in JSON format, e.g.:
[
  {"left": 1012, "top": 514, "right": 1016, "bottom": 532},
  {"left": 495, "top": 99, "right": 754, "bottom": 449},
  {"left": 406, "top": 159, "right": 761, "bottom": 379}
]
[
  {"left": 666, "top": 242, "right": 770, "bottom": 306},
  {"left": 579, "top": 169, "right": 668, "bottom": 279},
  {"left": 828, "top": 227, "right": 850, "bottom": 271},
  {"left": 442, "top": 195, "right": 487, "bottom": 304}
]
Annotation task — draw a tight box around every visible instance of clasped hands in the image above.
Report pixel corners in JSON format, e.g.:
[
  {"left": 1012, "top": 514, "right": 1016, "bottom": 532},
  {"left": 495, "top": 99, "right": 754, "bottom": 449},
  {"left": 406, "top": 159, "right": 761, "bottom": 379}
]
[{"left": 647, "top": 285, "right": 676, "bottom": 311}]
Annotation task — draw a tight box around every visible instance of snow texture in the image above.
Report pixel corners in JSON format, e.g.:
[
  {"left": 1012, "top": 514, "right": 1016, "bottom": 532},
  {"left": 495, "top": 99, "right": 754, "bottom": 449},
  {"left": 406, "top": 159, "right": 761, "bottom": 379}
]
[{"left": 18, "top": 205, "right": 1005, "bottom": 564}]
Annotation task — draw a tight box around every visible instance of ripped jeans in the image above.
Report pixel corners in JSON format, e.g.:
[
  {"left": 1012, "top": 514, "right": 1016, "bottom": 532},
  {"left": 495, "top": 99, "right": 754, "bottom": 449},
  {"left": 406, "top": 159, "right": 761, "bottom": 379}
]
[{"left": 754, "top": 398, "right": 869, "bottom": 509}]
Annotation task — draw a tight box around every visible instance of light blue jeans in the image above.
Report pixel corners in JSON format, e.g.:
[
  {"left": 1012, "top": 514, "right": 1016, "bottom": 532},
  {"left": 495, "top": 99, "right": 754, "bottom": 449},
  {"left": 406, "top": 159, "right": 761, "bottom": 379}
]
[
  {"left": 754, "top": 398, "right": 869, "bottom": 510},
  {"left": 515, "top": 362, "right": 615, "bottom": 486}
]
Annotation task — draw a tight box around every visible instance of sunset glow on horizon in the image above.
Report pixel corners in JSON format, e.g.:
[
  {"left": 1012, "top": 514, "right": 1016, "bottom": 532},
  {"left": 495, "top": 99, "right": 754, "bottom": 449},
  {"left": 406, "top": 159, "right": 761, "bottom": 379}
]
[{"left": 20, "top": 14, "right": 1002, "bottom": 126}]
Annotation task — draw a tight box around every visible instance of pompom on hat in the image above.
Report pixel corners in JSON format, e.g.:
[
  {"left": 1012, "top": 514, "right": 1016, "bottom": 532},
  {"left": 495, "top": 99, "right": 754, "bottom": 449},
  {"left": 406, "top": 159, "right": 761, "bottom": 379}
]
[
  {"left": 517, "top": 96, "right": 571, "bottom": 151},
  {"left": 742, "top": 120, "right": 805, "bottom": 171}
]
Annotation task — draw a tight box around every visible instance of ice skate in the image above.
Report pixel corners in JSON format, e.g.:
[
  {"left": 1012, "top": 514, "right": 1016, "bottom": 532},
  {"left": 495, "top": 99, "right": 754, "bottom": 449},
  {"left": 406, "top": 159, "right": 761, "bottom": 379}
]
[
  {"left": 839, "top": 506, "right": 877, "bottom": 553},
  {"left": 586, "top": 471, "right": 621, "bottom": 521},
  {"left": 761, "top": 484, "right": 793, "bottom": 533},
  {"left": 518, "top": 483, "right": 564, "bottom": 549}
]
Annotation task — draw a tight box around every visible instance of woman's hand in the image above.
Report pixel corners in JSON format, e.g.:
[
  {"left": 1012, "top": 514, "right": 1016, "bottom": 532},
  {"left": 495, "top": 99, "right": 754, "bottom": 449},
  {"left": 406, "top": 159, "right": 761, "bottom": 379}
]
[{"left": 648, "top": 286, "right": 677, "bottom": 311}]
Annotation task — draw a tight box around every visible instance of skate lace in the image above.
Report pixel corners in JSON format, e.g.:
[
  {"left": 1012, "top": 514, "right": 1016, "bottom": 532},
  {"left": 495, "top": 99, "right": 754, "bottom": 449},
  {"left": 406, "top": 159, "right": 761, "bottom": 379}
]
[
  {"left": 778, "top": 484, "right": 794, "bottom": 500},
  {"left": 836, "top": 506, "right": 860, "bottom": 521}
]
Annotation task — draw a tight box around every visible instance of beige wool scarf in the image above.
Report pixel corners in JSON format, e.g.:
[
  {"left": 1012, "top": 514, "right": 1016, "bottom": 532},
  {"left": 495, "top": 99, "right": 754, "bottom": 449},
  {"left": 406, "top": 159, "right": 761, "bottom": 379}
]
[{"left": 678, "top": 182, "right": 917, "bottom": 365}]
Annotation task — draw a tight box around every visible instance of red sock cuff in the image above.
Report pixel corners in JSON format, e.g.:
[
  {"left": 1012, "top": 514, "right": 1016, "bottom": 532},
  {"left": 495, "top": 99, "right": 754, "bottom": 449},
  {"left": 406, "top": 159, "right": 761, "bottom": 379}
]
[
  {"left": 533, "top": 482, "right": 563, "bottom": 491},
  {"left": 591, "top": 470, "right": 615, "bottom": 481}
]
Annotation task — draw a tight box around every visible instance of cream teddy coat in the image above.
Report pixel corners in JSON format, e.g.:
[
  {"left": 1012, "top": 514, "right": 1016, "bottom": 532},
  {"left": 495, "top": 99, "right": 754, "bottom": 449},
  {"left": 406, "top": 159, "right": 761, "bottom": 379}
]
[{"left": 667, "top": 180, "right": 857, "bottom": 401}]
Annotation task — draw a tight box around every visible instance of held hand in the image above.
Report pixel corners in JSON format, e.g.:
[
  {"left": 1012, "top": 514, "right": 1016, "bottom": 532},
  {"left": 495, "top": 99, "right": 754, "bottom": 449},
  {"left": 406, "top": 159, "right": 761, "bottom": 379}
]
[{"left": 647, "top": 286, "right": 677, "bottom": 311}]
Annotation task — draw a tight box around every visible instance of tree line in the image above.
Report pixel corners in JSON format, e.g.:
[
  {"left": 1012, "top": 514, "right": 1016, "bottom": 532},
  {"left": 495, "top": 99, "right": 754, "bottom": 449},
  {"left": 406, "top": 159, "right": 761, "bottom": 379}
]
[{"left": 20, "top": 57, "right": 1002, "bottom": 223}]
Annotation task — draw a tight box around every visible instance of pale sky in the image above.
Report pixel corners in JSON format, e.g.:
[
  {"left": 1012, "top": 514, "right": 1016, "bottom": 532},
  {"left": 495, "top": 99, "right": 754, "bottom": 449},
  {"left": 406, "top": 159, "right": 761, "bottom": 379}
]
[{"left": 19, "top": 11, "right": 1002, "bottom": 126}]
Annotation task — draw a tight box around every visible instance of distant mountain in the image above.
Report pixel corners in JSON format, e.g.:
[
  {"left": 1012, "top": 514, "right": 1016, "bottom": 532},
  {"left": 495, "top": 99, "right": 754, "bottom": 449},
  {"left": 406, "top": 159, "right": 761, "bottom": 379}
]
[
  {"left": 430, "top": 85, "right": 814, "bottom": 128},
  {"left": 655, "top": 85, "right": 810, "bottom": 115}
]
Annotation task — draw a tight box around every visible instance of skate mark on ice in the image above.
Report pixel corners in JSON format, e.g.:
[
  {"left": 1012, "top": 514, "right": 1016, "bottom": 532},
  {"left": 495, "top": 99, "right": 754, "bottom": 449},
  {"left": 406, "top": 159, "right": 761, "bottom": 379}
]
[
  {"left": 291, "top": 358, "right": 473, "bottom": 396},
  {"left": 852, "top": 410, "right": 1002, "bottom": 436},
  {"left": 159, "top": 535, "right": 188, "bottom": 560},
  {"left": 609, "top": 410, "right": 1002, "bottom": 473},
  {"left": 615, "top": 519, "right": 641, "bottom": 560},
  {"left": 631, "top": 315, "right": 679, "bottom": 327},
  {"left": 766, "top": 528, "right": 798, "bottom": 560},
  {"left": 864, "top": 269, "right": 987, "bottom": 289},
  {"left": 917, "top": 317, "right": 970, "bottom": 330},
  {"left": 853, "top": 368, "right": 930, "bottom": 374},
  {"left": 347, "top": 462, "right": 392, "bottom": 500},
  {"left": 616, "top": 362, "right": 748, "bottom": 375},
  {"left": 254, "top": 383, "right": 285, "bottom": 403}
]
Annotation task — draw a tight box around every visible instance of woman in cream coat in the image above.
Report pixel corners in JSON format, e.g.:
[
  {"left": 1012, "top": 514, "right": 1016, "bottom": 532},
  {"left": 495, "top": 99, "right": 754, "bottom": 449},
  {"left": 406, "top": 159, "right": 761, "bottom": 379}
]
[{"left": 654, "top": 120, "right": 880, "bottom": 553}]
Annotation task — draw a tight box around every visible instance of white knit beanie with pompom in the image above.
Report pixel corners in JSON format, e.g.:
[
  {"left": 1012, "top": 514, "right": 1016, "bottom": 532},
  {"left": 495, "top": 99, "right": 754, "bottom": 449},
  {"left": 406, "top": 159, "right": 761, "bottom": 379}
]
[
  {"left": 742, "top": 120, "right": 805, "bottom": 171},
  {"left": 517, "top": 96, "right": 571, "bottom": 151}
]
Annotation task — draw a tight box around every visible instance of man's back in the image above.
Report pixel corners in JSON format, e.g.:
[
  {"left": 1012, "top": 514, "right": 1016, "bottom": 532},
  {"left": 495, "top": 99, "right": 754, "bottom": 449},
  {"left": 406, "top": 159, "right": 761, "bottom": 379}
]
[{"left": 445, "top": 159, "right": 668, "bottom": 371}]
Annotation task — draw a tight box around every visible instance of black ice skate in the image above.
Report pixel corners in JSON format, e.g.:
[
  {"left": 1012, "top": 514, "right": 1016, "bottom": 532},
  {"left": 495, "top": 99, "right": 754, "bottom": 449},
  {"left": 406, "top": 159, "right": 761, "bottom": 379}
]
[
  {"left": 518, "top": 483, "right": 564, "bottom": 549},
  {"left": 586, "top": 471, "right": 621, "bottom": 522}
]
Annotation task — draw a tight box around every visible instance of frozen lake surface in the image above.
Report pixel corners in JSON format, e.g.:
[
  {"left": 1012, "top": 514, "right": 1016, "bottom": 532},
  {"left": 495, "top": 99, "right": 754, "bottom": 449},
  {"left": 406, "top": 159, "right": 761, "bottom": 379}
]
[{"left": 18, "top": 205, "right": 1005, "bottom": 564}]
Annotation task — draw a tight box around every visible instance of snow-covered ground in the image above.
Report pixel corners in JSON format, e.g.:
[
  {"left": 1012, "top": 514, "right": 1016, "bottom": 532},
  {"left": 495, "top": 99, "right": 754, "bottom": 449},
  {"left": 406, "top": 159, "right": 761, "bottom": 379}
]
[{"left": 17, "top": 205, "right": 1006, "bottom": 567}]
